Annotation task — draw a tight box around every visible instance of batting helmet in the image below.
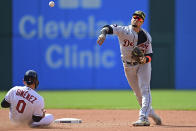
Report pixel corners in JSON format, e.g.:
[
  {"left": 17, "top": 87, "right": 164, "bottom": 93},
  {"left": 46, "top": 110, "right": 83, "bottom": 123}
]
[{"left": 24, "top": 70, "right": 39, "bottom": 89}]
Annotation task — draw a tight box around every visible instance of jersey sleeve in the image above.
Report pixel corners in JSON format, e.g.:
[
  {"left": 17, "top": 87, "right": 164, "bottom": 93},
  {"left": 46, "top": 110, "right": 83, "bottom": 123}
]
[
  {"left": 145, "top": 43, "right": 152, "bottom": 54},
  {"left": 4, "top": 87, "right": 15, "bottom": 103},
  {"left": 144, "top": 30, "right": 153, "bottom": 54},
  {"left": 33, "top": 96, "right": 45, "bottom": 117},
  {"left": 110, "top": 24, "right": 125, "bottom": 36}
]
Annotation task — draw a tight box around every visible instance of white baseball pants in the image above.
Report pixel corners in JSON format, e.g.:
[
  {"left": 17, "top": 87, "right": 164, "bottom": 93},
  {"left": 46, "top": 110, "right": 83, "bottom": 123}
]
[{"left": 124, "top": 62, "right": 156, "bottom": 119}]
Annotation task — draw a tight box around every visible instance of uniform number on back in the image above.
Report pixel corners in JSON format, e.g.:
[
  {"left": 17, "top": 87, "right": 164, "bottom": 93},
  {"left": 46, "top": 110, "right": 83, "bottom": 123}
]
[{"left": 16, "top": 100, "right": 26, "bottom": 113}]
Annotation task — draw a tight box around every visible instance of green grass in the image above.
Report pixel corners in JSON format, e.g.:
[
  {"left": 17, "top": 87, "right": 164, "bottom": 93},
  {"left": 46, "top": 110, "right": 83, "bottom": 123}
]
[{"left": 0, "top": 90, "right": 196, "bottom": 110}]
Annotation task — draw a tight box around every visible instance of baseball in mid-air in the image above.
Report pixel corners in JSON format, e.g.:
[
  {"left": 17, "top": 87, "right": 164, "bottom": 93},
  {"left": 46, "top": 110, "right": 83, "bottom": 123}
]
[{"left": 49, "top": 1, "right": 55, "bottom": 7}]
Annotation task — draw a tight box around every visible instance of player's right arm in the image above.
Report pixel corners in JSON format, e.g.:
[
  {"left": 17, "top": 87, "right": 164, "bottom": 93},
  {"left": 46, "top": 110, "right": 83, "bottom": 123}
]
[
  {"left": 97, "top": 24, "right": 124, "bottom": 46},
  {"left": 97, "top": 25, "right": 113, "bottom": 46}
]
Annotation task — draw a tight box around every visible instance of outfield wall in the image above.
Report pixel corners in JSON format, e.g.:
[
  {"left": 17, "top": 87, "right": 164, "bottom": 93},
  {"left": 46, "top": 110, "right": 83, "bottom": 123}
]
[
  {"left": 1, "top": 0, "right": 196, "bottom": 90},
  {"left": 175, "top": 0, "right": 196, "bottom": 89},
  {"left": 12, "top": 0, "right": 149, "bottom": 90}
]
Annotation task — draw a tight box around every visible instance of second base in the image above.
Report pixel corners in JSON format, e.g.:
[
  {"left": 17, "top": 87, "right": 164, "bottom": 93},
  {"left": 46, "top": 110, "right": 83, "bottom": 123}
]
[{"left": 54, "top": 118, "right": 82, "bottom": 123}]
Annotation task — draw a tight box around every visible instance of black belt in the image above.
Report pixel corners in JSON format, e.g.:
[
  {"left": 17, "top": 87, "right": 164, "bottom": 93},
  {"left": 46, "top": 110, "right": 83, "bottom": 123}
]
[{"left": 123, "top": 61, "right": 138, "bottom": 66}]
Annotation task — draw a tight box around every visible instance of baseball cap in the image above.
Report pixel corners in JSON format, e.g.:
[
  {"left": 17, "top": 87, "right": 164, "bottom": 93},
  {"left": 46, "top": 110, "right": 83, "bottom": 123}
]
[{"left": 133, "top": 10, "right": 146, "bottom": 20}]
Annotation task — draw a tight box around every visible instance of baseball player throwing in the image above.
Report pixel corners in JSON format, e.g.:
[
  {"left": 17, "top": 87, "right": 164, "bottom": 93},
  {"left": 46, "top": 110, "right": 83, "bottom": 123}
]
[
  {"left": 1, "top": 70, "right": 54, "bottom": 127},
  {"left": 97, "top": 10, "right": 162, "bottom": 126}
]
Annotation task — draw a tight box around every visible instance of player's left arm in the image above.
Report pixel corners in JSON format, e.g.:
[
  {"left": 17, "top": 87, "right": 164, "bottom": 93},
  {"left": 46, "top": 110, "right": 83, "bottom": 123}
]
[
  {"left": 143, "top": 30, "right": 153, "bottom": 63},
  {"left": 1, "top": 87, "right": 14, "bottom": 108},
  {"left": 1, "top": 98, "right": 10, "bottom": 108},
  {"left": 142, "top": 41, "right": 153, "bottom": 64},
  {"left": 137, "top": 30, "right": 153, "bottom": 64}
]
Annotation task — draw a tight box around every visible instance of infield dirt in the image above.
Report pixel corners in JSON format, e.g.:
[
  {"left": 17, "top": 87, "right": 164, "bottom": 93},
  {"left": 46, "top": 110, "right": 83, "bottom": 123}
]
[{"left": 0, "top": 109, "right": 196, "bottom": 131}]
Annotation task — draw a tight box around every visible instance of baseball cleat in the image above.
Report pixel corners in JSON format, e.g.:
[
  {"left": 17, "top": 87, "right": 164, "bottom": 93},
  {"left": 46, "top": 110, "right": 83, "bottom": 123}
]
[
  {"left": 132, "top": 119, "right": 150, "bottom": 126},
  {"left": 149, "top": 114, "right": 162, "bottom": 125}
]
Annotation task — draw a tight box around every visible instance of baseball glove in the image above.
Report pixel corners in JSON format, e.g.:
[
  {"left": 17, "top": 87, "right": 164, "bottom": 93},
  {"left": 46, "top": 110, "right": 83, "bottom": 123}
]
[{"left": 131, "top": 46, "right": 146, "bottom": 64}]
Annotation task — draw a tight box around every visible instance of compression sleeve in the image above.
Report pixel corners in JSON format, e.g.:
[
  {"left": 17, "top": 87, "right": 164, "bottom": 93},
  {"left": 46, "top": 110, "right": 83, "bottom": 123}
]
[
  {"left": 32, "top": 115, "right": 43, "bottom": 122},
  {"left": 1, "top": 98, "right": 10, "bottom": 108},
  {"left": 100, "top": 25, "right": 113, "bottom": 36}
]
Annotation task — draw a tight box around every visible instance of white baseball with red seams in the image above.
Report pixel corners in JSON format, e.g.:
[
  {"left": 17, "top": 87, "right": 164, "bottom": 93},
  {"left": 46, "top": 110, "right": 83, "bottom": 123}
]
[{"left": 49, "top": 1, "right": 55, "bottom": 7}]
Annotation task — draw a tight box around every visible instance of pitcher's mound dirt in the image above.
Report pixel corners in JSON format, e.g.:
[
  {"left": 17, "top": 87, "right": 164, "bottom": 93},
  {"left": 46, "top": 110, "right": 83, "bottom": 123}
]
[{"left": 0, "top": 109, "right": 196, "bottom": 131}]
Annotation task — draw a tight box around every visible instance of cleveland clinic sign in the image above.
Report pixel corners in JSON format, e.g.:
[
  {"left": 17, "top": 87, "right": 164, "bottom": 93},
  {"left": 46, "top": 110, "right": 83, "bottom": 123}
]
[
  {"left": 12, "top": 0, "right": 148, "bottom": 89},
  {"left": 18, "top": 15, "right": 120, "bottom": 69}
]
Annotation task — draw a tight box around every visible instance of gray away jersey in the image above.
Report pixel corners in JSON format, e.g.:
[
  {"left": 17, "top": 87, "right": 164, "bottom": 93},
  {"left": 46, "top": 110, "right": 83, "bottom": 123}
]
[{"left": 110, "top": 24, "right": 153, "bottom": 62}]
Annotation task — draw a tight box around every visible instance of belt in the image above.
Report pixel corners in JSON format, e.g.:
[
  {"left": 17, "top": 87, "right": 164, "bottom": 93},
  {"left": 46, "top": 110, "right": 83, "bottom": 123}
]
[{"left": 123, "top": 61, "right": 138, "bottom": 66}]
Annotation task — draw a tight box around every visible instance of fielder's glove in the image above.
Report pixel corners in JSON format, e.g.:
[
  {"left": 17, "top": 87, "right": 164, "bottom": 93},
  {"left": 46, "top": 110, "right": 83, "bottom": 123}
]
[
  {"left": 131, "top": 46, "right": 146, "bottom": 64},
  {"left": 97, "top": 34, "right": 106, "bottom": 46}
]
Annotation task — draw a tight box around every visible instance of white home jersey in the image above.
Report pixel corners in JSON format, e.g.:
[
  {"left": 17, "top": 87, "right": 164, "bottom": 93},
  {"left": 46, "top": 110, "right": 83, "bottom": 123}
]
[
  {"left": 110, "top": 24, "right": 153, "bottom": 62},
  {"left": 5, "top": 86, "right": 44, "bottom": 124}
]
